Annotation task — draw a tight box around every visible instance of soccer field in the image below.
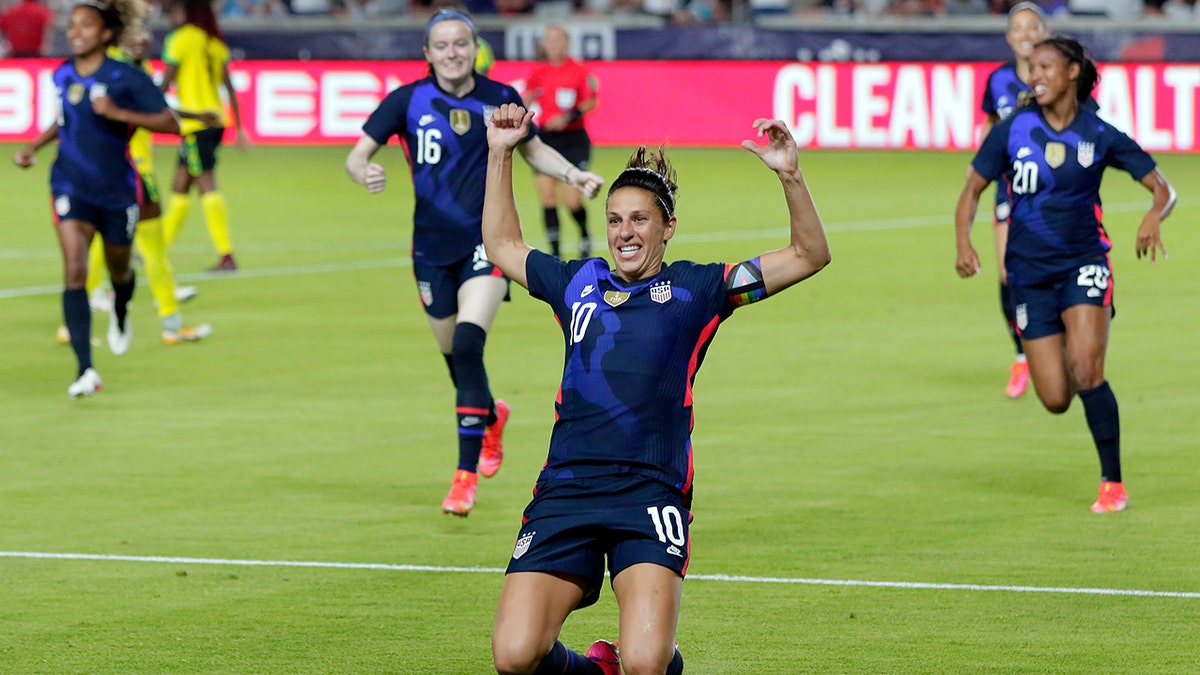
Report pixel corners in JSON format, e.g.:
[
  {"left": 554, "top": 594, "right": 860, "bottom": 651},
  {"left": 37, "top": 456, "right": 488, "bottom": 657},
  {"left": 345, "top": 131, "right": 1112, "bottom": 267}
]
[{"left": 1, "top": 142, "right": 1198, "bottom": 674}]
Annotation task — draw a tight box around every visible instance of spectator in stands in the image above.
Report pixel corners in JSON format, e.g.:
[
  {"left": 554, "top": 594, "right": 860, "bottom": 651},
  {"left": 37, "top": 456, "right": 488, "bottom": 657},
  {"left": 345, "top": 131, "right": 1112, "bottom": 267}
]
[
  {"left": 0, "top": 0, "right": 54, "bottom": 57},
  {"left": 1160, "top": 0, "right": 1198, "bottom": 18},
  {"left": 216, "top": 0, "right": 288, "bottom": 18}
]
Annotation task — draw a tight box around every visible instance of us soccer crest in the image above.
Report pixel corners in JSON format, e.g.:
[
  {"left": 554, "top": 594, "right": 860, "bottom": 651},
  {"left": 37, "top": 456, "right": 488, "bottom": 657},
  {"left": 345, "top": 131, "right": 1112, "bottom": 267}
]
[
  {"left": 449, "top": 109, "right": 471, "bottom": 135},
  {"left": 1077, "top": 141, "right": 1095, "bottom": 168},
  {"left": 650, "top": 281, "right": 672, "bottom": 304},
  {"left": 67, "top": 83, "right": 85, "bottom": 105},
  {"left": 512, "top": 531, "right": 535, "bottom": 560},
  {"left": 1015, "top": 303, "right": 1028, "bottom": 332},
  {"left": 603, "top": 290, "right": 630, "bottom": 307},
  {"left": 1044, "top": 142, "right": 1065, "bottom": 168}
]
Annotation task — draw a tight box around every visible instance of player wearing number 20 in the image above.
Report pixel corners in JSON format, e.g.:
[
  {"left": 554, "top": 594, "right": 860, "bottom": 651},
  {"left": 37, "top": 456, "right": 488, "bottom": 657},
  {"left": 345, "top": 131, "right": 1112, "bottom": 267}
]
[{"left": 955, "top": 36, "right": 1176, "bottom": 514}]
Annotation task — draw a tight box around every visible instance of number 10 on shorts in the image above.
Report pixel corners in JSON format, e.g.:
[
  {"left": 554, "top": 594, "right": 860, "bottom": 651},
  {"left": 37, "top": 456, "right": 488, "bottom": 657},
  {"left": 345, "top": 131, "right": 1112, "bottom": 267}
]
[{"left": 646, "top": 506, "right": 686, "bottom": 546}]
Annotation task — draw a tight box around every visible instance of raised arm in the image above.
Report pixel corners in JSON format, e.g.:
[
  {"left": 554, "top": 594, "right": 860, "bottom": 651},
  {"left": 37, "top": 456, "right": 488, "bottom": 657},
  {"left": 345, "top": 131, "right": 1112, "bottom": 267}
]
[
  {"left": 1135, "top": 168, "right": 1176, "bottom": 263},
  {"left": 483, "top": 103, "right": 539, "bottom": 288},
  {"left": 516, "top": 134, "right": 603, "bottom": 200},
  {"left": 345, "top": 134, "right": 387, "bottom": 193},
  {"left": 954, "top": 167, "right": 992, "bottom": 278},
  {"left": 740, "top": 119, "right": 831, "bottom": 296}
]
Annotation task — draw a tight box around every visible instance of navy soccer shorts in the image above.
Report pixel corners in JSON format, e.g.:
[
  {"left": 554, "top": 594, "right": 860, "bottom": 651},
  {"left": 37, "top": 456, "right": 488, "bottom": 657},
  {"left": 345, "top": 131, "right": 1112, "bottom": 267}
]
[
  {"left": 505, "top": 475, "right": 691, "bottom": 609},
  {"left": 54, "top": 193, "right": 138, "bottom": 246},
  {"left": 412, "top": 244, "right": 510, "bottom": 319},
  {"left": 1011, "top": 260, "right": 1114, "bottom": 340},
  {"left": 538, "top": 128, "right": 591, "bottom": 170},
  {"left": 178, "top": 127, "right": 225, "bottom": 176}
]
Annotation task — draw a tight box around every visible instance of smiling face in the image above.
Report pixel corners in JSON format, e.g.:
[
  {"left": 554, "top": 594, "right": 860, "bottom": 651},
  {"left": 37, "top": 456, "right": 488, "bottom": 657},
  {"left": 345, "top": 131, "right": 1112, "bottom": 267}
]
[
  {"left": 606, "top": 187, "right": 676, "bottom": 283},
  {"left": 423, "top": 19, "right": 477, "bottom": 90},
  {"left": 1006, "top": 9, "right": 1047, "bottom": 62},
  {"left": 1028, "top": 43, "right": 1079, "bottom": 109},
  {"left": 67, "top": 5, "right": 111, "bottom": 58}
]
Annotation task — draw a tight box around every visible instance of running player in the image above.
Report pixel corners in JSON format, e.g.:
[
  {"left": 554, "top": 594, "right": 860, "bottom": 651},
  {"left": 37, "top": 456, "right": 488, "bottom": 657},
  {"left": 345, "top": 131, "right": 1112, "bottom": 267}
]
[
  {"left": 13, "top": 0, "right": 180, "bottom": 397},
  {"left": 484, "top": 105, "right": 831, "bottom": 675},
  {"left": 158, "top": 0, "right": 248, "bottom": 272},
  {"left": 978, "top": 1, "right": 1049, "bottom": 398},
  {"left": 345, "top": 9, "right": 604, "bottom": 518},
  {"left": 522, "top": 24, "right": 597, "bottom": 258},
  {"left": 955, "top": 36, "right": 1176, "bottom": 513}
]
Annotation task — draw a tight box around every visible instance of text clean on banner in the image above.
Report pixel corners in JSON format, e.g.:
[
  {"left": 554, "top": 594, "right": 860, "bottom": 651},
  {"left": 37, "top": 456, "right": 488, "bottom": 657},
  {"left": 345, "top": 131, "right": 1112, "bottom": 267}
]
[{"left": 1, "top": 60, "right": 1196, "bottom": 151}]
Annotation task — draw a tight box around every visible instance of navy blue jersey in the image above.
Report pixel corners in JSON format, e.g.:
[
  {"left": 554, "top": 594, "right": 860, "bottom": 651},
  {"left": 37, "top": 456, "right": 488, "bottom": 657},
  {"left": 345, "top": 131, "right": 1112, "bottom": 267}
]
[
  {"left": 981, "top": 62, "right": 1025, "bottom": 122},
  {"left": 363, "top": 75, "right": 532, "bottom": 266},
  {"left": 50, "top": 57, "right": 167, "bottom": 207},
  {"left": 972, "top": 106, "right": 1156, "bottom": 286},
  {"left": 526, "top": 251, "right": 751, "bottom": 497}
]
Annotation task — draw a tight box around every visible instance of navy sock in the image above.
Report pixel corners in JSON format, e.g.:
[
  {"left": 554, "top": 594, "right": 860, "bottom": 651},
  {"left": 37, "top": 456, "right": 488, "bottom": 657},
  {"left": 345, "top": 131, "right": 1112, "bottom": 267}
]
[
  {"left": 544, "top": 207, "right": 561, "bottom": 257},
  {"left": 1000, "top": 282, "right": 1023, "bottom": 355},
  {"left": 112, "top": 269, "right": 136, "bottom": 332},
  {"left": 667, "top": 647, "right": 684, "bottom": 675},
  {"left": 532, "top": 641, "right": 603, "bottom": 674},
  {"left": 442, "top": 353, "right": 457, "bottom": 387},
  {"left": 1079, "top": 381, "right": 1121, "bottom": 483},
  {"left": 570, "top": 206, "right": 589, "bottom": 237},
  {"left": 63, "top": 288, "right": 92, "bottom": 375},
  {"left": 453, "top": 323, "right": 492, "bottom": 472}
]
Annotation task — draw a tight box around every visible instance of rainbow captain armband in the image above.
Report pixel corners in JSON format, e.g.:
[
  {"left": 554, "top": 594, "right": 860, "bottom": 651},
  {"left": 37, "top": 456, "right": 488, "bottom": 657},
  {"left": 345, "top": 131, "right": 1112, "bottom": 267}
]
[{"left": 725, "top": 257, "right": 768, "bottom": 307}]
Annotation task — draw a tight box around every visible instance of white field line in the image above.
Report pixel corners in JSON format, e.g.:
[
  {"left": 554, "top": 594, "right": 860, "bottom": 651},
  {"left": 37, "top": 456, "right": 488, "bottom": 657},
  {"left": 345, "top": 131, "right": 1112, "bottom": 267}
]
[
  {"left": 3, "top": 551, "right": 1198, "bottom": 599},
  {"left": 0, "top": 198, "right": 1181, "bottom": 301}
]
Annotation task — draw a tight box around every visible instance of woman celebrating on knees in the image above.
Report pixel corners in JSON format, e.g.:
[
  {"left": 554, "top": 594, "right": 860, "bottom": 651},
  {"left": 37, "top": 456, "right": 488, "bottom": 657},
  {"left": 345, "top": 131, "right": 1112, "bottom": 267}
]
[
  {"left": 484, "top": 104, "right": 830, "bottom": 675},
  {"left": 955, "top": 36, "right": 1175, "bottom": 513},
  {"left": 345, "top": 9, "right": 603, "bottom": 517},
  {"left": 13, "top": 0, "right": 180, "bottom": 397}
]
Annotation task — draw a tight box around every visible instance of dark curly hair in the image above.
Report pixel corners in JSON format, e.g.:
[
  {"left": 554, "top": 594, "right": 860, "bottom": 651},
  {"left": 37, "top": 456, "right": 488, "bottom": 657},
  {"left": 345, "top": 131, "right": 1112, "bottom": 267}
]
[
  {"left": 1035, "top": 35, "right": 1100, "bottom": 105},
  {"left": 607, "top": 146, "right": 679, "bottom": 220},
  {"left": 74, "top": 0, "right": 149, "bottom": 48}
]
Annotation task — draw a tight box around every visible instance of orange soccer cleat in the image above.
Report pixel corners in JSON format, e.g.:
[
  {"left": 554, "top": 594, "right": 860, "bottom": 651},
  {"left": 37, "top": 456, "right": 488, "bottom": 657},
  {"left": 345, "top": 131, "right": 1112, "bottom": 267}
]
[
  {"left": 1006, "top": 359, "right": 1030, "bottom": 399},
  {"left": 1090, "top": 481, "right": 1128, "bottom": 514},
  {"left": 584, "top": 640, "right": 620, "bottom": 675},
  {"left": 478, "top": 400, "right": 510, "bottom": 478},
  {"left": 441, "top": 469, "right": 479, "bottom": 517}
]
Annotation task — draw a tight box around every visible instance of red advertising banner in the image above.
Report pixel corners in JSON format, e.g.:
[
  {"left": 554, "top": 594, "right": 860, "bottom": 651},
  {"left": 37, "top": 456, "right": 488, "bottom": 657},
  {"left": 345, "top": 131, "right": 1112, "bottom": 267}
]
[{"left": 2, "top": 59, "right": 1197, "bottom": 151}]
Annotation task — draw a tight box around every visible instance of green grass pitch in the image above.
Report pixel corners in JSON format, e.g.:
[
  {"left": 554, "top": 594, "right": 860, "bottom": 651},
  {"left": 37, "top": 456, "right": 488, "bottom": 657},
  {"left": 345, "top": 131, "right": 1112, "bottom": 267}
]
[{"left": 1, "top": 142, "right": 1198, "bottom": 674}]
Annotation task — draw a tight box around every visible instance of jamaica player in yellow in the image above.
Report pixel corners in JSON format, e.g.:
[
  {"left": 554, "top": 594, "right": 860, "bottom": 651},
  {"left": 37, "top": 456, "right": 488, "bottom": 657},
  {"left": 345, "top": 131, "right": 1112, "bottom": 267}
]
[
  {"left": 159, "top": 0, "right": 247, "bottom": 272},
  {"left": 117, "top": 36, "right": 212, "bottom": 343}
]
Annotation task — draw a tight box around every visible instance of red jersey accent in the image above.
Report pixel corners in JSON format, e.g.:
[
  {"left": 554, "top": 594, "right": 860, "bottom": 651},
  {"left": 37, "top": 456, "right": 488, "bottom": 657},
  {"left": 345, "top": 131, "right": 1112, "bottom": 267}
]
[
  {"left": 0, "top": 0, "right": 53, "bottom": 57},
  {"left": 525, "top": 58, "right": 595, "bottom": 133}
]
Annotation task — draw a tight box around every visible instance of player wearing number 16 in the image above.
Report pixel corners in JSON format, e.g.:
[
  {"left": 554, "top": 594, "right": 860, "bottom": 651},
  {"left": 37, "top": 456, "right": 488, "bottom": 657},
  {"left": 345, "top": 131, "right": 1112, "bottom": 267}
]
[
  {"left": 954, "top": 36, "right": 1176, "bottom": 514},
  {"left": 344, "top": 9, "right": 603, "bottom": 518},
  {"left": 485, "top": 104, "right": 830, "bottom": 675}
]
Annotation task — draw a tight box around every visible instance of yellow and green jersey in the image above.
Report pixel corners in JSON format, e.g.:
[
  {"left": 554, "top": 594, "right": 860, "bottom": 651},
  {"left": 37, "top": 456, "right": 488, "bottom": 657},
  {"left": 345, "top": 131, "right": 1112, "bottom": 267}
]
[{"left": 162, "top": 24, "right": 230, "bottom": 135}]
